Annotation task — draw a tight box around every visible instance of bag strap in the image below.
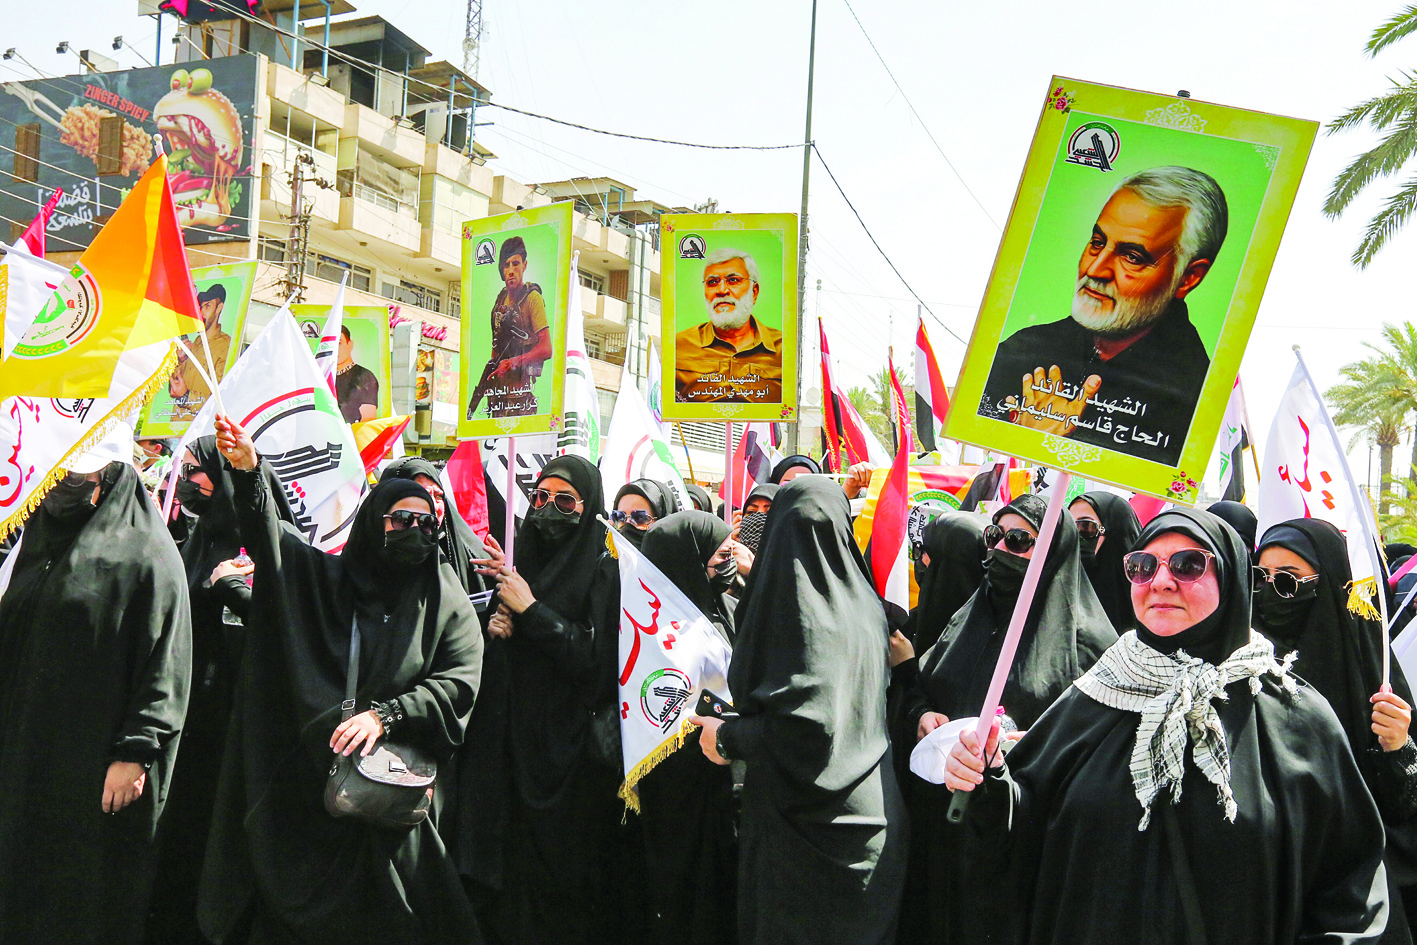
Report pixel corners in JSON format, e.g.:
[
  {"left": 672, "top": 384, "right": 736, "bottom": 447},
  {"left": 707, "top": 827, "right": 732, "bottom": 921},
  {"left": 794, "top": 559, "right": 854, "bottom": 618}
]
[
  {"left": 342, "top": 612, "right": 361, "bottom": 722},
  {"left": 1161, "top": 800, "right": 1209, "bottom": 945}
]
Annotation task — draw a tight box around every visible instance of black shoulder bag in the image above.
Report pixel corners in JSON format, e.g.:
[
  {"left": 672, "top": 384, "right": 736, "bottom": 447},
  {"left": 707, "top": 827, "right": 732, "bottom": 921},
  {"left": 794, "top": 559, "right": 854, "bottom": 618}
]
[{"left": 323, "top": 613, "right": 438, "bottom": 828}]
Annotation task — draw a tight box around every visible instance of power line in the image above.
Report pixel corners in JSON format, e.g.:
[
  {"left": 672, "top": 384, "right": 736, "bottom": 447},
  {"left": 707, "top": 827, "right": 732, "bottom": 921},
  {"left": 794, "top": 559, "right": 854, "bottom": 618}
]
[
  {"left": 810, "top": 143, "right": 967, "bottom": 347},
  {"left": 839, "top": 0, "right": 1001, "bottom": 232},
  {"left": 484, "top": 101, "right": 803, "bottom": 152}
]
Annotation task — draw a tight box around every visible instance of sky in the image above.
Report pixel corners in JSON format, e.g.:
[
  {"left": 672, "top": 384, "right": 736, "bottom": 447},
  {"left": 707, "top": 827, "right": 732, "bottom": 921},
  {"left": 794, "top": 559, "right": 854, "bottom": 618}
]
[{"left": 6, "top": 0, "right": 1416, "bottom": 493}]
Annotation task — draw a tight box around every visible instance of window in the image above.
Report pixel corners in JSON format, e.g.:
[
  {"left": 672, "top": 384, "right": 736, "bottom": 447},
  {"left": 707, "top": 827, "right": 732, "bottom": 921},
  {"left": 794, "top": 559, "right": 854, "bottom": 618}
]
[
  {"left": 305, "top": 253, "right": 371, "bottom": 292},
  {"left": 447, "top": 280, "right": 461, "bottom": 319},
  {"left": 382, "top": 279, "right": 441, "bottom": 313},
  {"left": 96, "top": 116, "right": 123, "bottom": 176},
  {"left": 579, "top": 270, "right": 605, "bottom": 294},
  {"left": 338, "top": 145, "right": 419, "bottom": 215},
  {"left": 257, "top": 237, "right": 287, "bottom": 263},
  {"left": 12, "top": 123, "right": 39, "bottom": 183}
]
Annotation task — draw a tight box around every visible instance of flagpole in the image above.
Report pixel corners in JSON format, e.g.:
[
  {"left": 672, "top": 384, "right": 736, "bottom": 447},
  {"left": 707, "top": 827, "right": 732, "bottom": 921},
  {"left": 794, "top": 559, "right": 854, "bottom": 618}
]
[
  {"left": 948, "top": 470, "right": 1072, "bottom": 822},
  {"left": 1293, "top": 346, "right": 1390, "bottom": 688},
  {"left": 196, "top": 322, "right": 228, "bottom": 420},
  {"left": 674, "top": 423, "right": 697, "bottom": 482},
  {"left": 1238, "top": 377, "right": 1260, "bottom": 484},
  {"left": 504, "top": 435, "right": 517, "bottom": 571},
  {"left": 723, "top": 423, "right": 735, "bottom": 524}
]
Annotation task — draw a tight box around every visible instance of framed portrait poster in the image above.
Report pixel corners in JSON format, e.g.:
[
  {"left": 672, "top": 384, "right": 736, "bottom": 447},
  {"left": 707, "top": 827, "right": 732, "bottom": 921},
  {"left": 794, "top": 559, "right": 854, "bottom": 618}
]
[
  {"left": 944, "top": 77, "right": 1317, "bottom": 502},
  {"left": 459, "top": 201, "right": 571, "bottom": 438},
  {"left": 139, "top": 260, "right": 255, "bottom": 437},
  {"left": 289, "top": 304, "right": 392, "bottom": 423},
  {"left": 660, "top": 213, "right": 798, "bottom": 422}
]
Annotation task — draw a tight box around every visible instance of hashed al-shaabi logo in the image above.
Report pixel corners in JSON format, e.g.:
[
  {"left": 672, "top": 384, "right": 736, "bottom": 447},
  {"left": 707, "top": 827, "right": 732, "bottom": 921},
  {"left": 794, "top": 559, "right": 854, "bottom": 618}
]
[
  {"left": 640, "top": 667, "right": 693, "bottom": 734},
  {"left": 1065, "top": 121, "right": 1121, "bottom": 172},
  {"left": 10, "top": 264, "right": 102, "bottom": 360}
]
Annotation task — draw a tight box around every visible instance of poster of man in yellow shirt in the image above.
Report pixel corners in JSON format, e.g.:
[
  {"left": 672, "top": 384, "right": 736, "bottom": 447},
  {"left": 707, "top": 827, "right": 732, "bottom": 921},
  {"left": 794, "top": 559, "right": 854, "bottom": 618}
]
[{"left": 661, "top": 214, "right": 798, "bottom": 422}]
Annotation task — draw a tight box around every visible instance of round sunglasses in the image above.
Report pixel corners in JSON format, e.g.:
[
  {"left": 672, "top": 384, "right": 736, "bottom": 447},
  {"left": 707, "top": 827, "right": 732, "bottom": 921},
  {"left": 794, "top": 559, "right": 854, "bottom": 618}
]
[
  {"left": 179, "top": 462, "right": 205, "bottom": 481},
  {"left": 529, "top": 488, "right": 582, "bottom": 515},
  {"left": 1122, "top": 549, "right": 1214, "bottom": 585},
  {"left": 610, "top": 508, "right": 656, "bottom": 530},
  {"left": 984, "top": 524, "right": 1037, "bottom": 555},
  {"left": 1253, "top": 566, "right": 1320, "bottom": 599},
  {"left": 1074, "top": 519, "right": 1106, "bottom": 540},
  {"left": 384, "top": 510, "right": 438, "bottom": 536}
]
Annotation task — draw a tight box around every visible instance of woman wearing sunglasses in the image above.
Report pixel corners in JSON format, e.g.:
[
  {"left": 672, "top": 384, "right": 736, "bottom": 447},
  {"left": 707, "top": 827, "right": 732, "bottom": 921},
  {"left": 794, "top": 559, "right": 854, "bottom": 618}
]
[
  {"left": 481, "top": 454, "right": 631, "bottom": 945},
  {"left": 1255, "top": 519, "right": 1417, "bottom": 943},
  {"left": 150, "top": 436, "right": 296, "bottom": 944},
  {"left": 610, "top": 479, "right": 680, "bottom": 550},
  {"left": 897, "top": 494, "right": 1115, "bottom": 945},
  {"left": 199, "top": 417, "right": 483, "bottom": 945},
  {"left": 379, "top": 456, "right": 489, "bottom": 596},
  {"left": 943, "top": 508, "right": 1389, "bottom": 944},
  {"left": 633, "top": 510, "right": 739, "bottom": 943},
  {"left": 1069, "top": 492, "right": 1142, "bottom": 634}
]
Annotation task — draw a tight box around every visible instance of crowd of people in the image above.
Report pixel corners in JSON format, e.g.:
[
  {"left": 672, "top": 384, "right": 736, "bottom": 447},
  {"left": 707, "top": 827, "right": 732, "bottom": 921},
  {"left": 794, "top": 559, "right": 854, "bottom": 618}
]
[{"left": 1, "top": 418, "right": 1415, "bottom": 945}]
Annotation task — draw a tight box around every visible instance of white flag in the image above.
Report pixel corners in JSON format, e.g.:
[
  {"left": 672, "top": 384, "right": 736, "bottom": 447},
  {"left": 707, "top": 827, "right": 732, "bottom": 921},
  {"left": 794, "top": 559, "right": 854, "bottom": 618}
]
[
  {"left": 1257, "top": 359, "right": 1382, "bottom": 618},
  {"left": 174, "top": 302, "right": 366, "bottom": 552},
  {"left": 0, "top": 339, "right": 173, "bottom": 538},
  {"left": 557, "top": 252, "right": 601, "bottom": 461},
  {"left": 609, "top": 526, "right": 732, "bottom": 809},
  {"left": 1, "top": 242, "right": 70, "bottom": 363},
  {"left": 481, "top": 433, "right": 556, "bottom": 528},
  {"left": 602, "top": 361, "right": 690, "bottom": 511},
  {"left": 314, "top": 271, "right": 348, "bottom": 392},
  {"left": 646, "top": 337, "right": 667, "bottom": 437}
]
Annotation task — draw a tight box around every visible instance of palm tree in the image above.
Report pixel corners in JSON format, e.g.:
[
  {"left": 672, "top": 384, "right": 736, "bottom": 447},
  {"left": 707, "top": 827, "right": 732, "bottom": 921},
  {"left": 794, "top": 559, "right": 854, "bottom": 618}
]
[
  {"left": 1328, "top": 354, "right": 1408, "bottom": 516},
  {"left": 847, "top": 366, "right": 913, "bottom": 452},
  {"left": 1323, "top": 7, "right": 1417, "bottom": 267}
]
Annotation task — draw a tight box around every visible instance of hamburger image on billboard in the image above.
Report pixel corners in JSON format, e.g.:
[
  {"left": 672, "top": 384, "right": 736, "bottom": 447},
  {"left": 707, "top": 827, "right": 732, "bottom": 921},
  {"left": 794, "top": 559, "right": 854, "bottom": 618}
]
[{"left": 153, "top": 67, "right": 245, "bottom": 230}]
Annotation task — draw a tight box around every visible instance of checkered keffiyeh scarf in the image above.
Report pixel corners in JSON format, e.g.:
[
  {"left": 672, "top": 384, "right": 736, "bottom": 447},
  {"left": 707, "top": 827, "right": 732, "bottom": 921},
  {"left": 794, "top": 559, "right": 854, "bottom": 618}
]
[{"left": 1074, "top": 630, "right": 1297, "bottom": 831}]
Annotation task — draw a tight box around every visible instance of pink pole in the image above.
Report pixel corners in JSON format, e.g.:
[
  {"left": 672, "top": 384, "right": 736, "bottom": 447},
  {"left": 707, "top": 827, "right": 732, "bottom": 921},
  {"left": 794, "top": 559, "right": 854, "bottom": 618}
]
[
  {"left": 503, "top": 435, "right": 517, "bottom": 570},
  {"left": 723, "top": 423, "right": 734, "bottom": 524},
  {"left": 971, "top": 470, "right": 1072, "bottom": 745}
]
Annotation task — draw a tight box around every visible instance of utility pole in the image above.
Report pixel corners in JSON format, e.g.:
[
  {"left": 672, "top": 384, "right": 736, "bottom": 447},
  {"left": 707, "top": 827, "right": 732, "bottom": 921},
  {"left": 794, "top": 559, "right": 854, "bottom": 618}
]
[
  {"left": 787, "top": 0, "right": 818, "bottom": 455},
  {"left": 281, "top": 152, "right": 322, "bottom": 302}
]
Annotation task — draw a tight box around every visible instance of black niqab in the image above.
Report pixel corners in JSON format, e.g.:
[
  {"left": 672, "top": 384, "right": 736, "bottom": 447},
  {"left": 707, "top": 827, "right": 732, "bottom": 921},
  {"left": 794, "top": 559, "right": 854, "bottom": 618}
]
[
  {"left": 380, "top": 455, "right": 488, "bottom": 594},
  {"left": 1207, "top": 500, "right": 1258, "bottom": 554},
  {"left": 1132, "top": 508, "right": 1252, "bottom": 666},
  {"left": 1074, "top": 491, "right": 1141, "bottom": 634},
  {"left": 685, "top": 482, "right": 714, "bottom": 513},
  {"left": 768, "top": 454, "right": 820, "bottom": 484},
  {"left": 917, "top": 493, "right": 1116, "bottom": 727},
  {"left": 517, "top": 455, "right": 607, "bottom": 618},
  {"left": 906, "top": 511, "right": 987, "bottom": 652}
]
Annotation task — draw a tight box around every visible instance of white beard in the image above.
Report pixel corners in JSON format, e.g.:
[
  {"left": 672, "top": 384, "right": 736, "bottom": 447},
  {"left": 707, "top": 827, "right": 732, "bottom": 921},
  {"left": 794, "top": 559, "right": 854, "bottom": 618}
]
[
  {"left": 1070, "top": 271, "right": 1182, "bottom": 336},
  {"left": 708, "top": 290, "right": 754, "bottom": 331}
]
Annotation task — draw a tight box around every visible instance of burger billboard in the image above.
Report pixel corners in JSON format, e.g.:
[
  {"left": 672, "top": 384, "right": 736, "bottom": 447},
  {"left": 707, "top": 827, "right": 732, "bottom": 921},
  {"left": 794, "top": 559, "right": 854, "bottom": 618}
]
[{"left": 0, "top": 54, "right": 258, "bottom": 249}]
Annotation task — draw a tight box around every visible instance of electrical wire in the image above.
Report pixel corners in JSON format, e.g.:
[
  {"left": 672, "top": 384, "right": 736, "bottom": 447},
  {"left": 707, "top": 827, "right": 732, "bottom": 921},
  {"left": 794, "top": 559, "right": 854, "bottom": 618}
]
[
  {"left": 839, "top": 0, "right": 1001, "bottom": 232},
  {"left": 484, "top": 101, "right": 804, "bottom": 152}
]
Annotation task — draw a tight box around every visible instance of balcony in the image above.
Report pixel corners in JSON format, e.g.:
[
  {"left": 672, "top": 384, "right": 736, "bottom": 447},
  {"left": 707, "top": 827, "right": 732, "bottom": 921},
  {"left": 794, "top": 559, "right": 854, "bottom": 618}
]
[
  {"left": 489, "top": 176, "right": 552, "bottom": 216},
  {"left": 423, "top": 139, "right": 494, "bottom": 195},
  {"left": 573, "top": 213, "right": 602, "bottom": 253},
  {"left": 579, "top": 285, "right": 629, "bottom": 329},
  {"left": 343, "top": 102, "right": 425, "bottom": 167},
  {"left": 338, "top": 188, "right": 421, "bottom": 252},
  {"left": 267, "top": 61, "right": 347, "bottom": 129}
]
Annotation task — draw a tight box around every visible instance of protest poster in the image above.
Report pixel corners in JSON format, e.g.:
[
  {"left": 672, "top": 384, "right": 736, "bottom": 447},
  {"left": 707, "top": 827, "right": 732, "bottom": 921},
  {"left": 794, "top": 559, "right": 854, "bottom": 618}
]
[
  {"left": 459, "top": 201, "right": 571, "bottom": 438},
  {"left": 290, "top": 304, "right": 392, "bottom": 423},
  {"left": 660, "top": 213, "right": 798, "bottom": 422},
  {"left": 945, "top": 77, "right": 1317, "bottom": 502},
  {"left": 138, "top": 260, "right": 254, "bottom": 437}
]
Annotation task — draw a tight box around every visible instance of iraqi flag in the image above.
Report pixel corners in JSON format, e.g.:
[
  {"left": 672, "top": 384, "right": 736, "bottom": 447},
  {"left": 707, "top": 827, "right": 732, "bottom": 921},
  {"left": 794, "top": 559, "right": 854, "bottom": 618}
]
[
  {"left": 1214, "top": 376, "right": 1252, "bottom": 504},
  {"left": 609, "top": 525, "right": 732, "bottom": 811},
  {"left": 915, "top": 314, "right": 955, "bottom": 462},
  {"left": 443, "top": 438, "right": 489, "bottom": 539},
  {"left": 819, "top": 319, "right": 890, "bottom": 471},
  {"left": 866, "top": 353, "right": 913, "bottom": 624},
  {"left": 720, "top": 422, "right": 783, "bottom": 508}
]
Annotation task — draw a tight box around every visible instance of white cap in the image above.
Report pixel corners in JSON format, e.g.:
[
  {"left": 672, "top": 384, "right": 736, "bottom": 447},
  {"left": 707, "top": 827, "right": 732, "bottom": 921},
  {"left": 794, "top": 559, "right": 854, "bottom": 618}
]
[{"left": 62, "top": 420, "right": 134, "bottom": 474}]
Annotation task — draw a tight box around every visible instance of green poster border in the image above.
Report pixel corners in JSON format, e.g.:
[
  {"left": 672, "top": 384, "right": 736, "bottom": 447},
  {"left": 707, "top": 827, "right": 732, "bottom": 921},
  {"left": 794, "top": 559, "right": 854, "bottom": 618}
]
[
  {"left": 659, "top": 212, "right": 799, "bottom": 423},
  {"left": 943, "top": 76, "right": 1317, "bottom": 503},
  {"left": 289, "top": 304, "right": 393, "bottom": 419},
  {"left": 458, "top": 201, "right": 571, "bottom": 439},
  {"left": 138, "top": 259, "right": 256, "bottom": 438}
]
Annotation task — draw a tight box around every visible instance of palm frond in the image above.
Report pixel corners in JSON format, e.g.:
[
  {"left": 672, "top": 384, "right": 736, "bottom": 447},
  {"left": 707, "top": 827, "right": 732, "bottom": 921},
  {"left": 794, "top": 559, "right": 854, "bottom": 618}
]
[
  {"left": 1327, "top": 74, "right": 1417, "bottom": 134},
  {"left": 1324, "top": 114, "right": 1417, "bottom": 215},
  {"left": 1368, "top": 5, "right": 1417, "bottom": 56},
  {"left": 1352, "top": 174, "right": 1417, "bottom": 267}
]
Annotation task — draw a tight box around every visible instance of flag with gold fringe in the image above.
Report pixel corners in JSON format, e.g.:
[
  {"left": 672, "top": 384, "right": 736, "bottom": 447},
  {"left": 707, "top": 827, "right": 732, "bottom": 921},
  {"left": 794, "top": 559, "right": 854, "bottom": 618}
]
[
  {"left": 607, "top": 525, "right": 731, "bottom": 811},
  {"left": 0, "top": 155, "right": 202, "bottom": 399}
]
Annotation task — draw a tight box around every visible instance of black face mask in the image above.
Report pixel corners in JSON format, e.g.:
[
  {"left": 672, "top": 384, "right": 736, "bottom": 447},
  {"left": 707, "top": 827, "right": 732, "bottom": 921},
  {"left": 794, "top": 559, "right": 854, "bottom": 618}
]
[
  {"left": 528, "top": 502, "right": 580, "bottom": 545},
  {"left": 42, "top": 477, "right": 98, "bottom": 523},
  {"left": 617, "top": 523, "right": 648, "bottom": 549},
  {"left": 913, "top": 558, "right": 929, "bottom": 586},
  {"left": 175, "top": 477, "right": 213, "bottom": 515},
  {"left": 382, "top": 527, "right": 438, "bottom": 569},
  {"left": 1078, "top": 534, "right": 1100, "bottom": 563},
  {"left": 709, "top": 553, "right": 737, "bottom": 592},
  {"left": 1253, "top": 580, "right": 1318, "bottom": 642},
  {"left": 985, "top": 548, "right": 1030, "bottom": 606},
  {"left": 739, "top": 511, "right": 768, "bottom": 553}
]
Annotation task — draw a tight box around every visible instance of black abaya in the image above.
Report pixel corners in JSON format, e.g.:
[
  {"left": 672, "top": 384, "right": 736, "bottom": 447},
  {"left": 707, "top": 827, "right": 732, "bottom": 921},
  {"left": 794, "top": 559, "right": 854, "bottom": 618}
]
[
  {"left": 380, "top": 456, "right": 488, "bottom": 594},
  {"left": 198, "top": 473, "right": 483, "bottom": 944},
  {"left": 719, "top": 476, "right": 906, "bottom": 945},
  {"left": 1074, "top": 491, "right": 1142, "bottom": 634},
  {"left": 634, "top": 511, "right": 738, "bottom": 945},
  {"left": 0, "top": 462, "right": 192, "bottom": 945},
  {"left": 961, "top": 508, "right": 1389, "bottom": 944},
  {"left": 904, "top": 511, "right": 987, "bottom": 652}
]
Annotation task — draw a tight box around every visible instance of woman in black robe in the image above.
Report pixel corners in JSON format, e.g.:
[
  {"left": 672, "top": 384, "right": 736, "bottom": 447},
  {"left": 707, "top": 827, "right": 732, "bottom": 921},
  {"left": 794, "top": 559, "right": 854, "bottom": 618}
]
[
  {"left": 1256, "top": 519, "right": 1417, "bottom": 944},
  {"left": 897, "top": 494, "right": 1115, "bottom": 944},
  {"left": 904, "top": 511, "right": 988, "bottom": 653},
  {"left": 150, "top": 436, "right": 294, "bottom": 944},
  {"left": 689, "top": 476, "right": 907, "bottom": 945},
  {"left": 768, "top": 453, "right": 820, "bottom": 484},
  {"left": 0, "top": 459, "right": 192, "bottom": 944},
  {"left": 482, "top": 454, "right": 626, "bottom": 944},
  {"left": 611, "top": 478, "right": 680, "bottom": 550},
  {"left": 736, "top": 482, "right": 778, "bottom": 556},
  {"left": 685, "top": 482, "right": 715, "bottom": 513},
  {"left": 1207, "top": 499, "right": 1257, "bottom": 554},
  {"left": 634, "top": 511, "right": 739, "bottom": 944},
  {"left": 1069, "top": 491, "right": 1142, "bottom": 634},
  {"left": 198, "top": 419, "right": 483, "bottom": 944},
  {"left": 380, "top": 456, "right": 489, "bottom": 595},
  {"left": 944, "top": 508, "right": 1389, "bottom": 944}
]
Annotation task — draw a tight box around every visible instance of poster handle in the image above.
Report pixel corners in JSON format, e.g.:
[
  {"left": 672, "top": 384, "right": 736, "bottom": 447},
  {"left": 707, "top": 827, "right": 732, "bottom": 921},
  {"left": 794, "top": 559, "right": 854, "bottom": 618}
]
[
  {"left": 723, "top": 423, "right": 734, "bottom": 525},
  {"left": 504, "top": 435, "right": 517, "bottom": 571},
  {"left": 948, "top": 469, "right": 1072, "bottom": 824}
]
